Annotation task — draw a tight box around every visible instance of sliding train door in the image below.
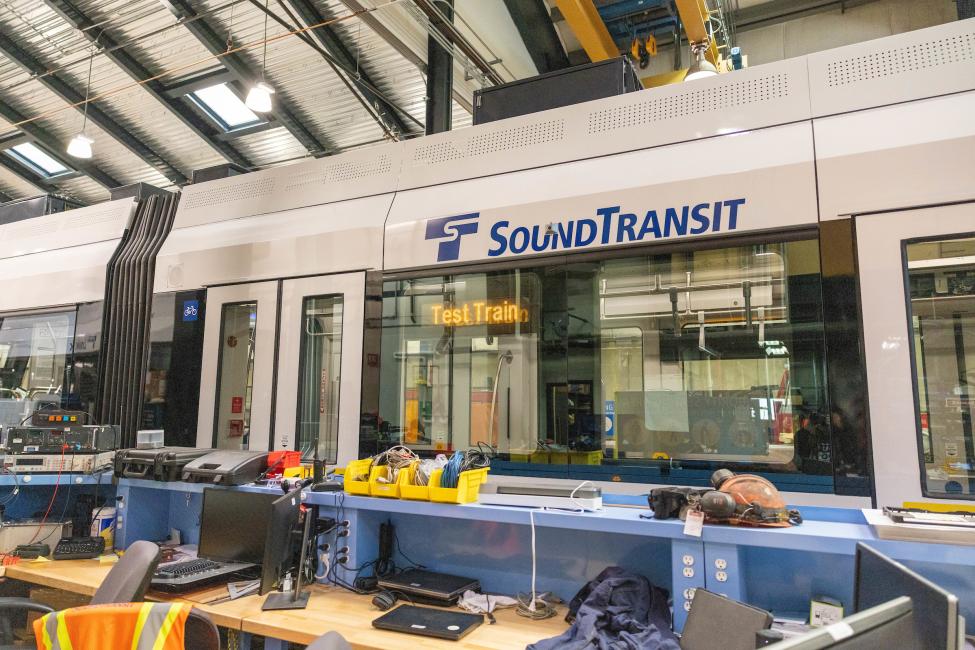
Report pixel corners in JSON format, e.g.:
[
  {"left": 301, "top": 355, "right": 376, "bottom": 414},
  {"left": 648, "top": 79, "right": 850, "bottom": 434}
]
[
  {"left": 273, "top": 272, "right": 365, "bottom": 466},
  {"left": 858, "top": 203, "right": 975, "bottom": 507},
  {"left": 197, "top": 281, "right": 278, "bottom": 450}
]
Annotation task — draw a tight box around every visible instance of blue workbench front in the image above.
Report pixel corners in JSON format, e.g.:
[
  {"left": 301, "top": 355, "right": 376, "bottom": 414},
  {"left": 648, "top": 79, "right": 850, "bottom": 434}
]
[{"left": 114, "top": 479, "right": 975, "bottom": 635}]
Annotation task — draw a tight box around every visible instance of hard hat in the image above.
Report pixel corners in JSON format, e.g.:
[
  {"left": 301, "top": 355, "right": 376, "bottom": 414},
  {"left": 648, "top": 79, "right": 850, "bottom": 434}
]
[{"left": 707, "top": 470, "right": 802, "bottom": 527}]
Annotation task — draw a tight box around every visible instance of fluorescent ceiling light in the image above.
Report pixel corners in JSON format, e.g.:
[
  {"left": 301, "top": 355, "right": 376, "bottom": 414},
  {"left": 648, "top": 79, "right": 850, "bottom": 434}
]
[
  {"left": 191, "top": 83, "right": 262, "bottom": 129},
  {"left": 685, "top": 46, "right": 718, "bottom": 82},
  {"left": 9, "top": 142, "right": 70, "bottom": 175},
  {"left": 66, "top": 134, "right": 93, "bottom": 160},
  {"left": 245, "top": 82, "right": 275, "bottom": 114}
]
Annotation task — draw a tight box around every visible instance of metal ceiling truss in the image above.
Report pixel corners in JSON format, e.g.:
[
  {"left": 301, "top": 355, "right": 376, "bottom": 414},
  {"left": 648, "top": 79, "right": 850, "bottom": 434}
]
[
  {"left": 158, "top": 0, "right": 335, "bottom": 156},
  {"left": 0, "top": 32, "right": 188, "bottom": 185},
  {"left": 409, "top": 0, "right": 505, "bottom": 86},
  {"left": 44, "top": 0, "right": 254, "bottom": 170},
  {"left": 503, "top": 0, "right": 570, "bottom": 74},
  {"left": 0, "top": 96, "right": 121, "bottom": 190},
  {"left": 0, "top": 153, "right": 61, "bottom": 196},
  {"left": 274, "top": 0, "right": 416, "bottom": 139}
]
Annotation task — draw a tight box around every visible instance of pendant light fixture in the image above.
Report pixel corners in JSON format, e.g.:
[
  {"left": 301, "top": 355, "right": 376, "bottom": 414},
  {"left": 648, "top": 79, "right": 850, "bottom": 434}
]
[
  {"left": 68, "top": 41, "right": 96, "bottom": 158},
  {"left": 685, "top": 43, "right": 719, "bottom": 82},
  {"left": 245, "top": 0, "right": 275, "bottom": 113}
]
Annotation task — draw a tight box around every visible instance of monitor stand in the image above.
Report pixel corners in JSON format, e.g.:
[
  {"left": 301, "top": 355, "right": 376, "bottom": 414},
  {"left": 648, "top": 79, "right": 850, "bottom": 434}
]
[{"left": 262, "top": 502, "right": 314, "bottom": 611}]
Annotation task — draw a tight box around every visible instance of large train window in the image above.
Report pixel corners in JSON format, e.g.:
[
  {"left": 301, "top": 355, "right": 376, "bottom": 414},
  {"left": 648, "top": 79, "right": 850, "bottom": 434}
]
[
  {"left": 214, "top": 302, "right": 258, "bottom": 449},
  {"left": 370, "top": 236, "right": 833, "bottom": 490},
  {"left": 906, "top": 236, "right": 975, "bottom": 499},
  {"left": 295, "top": 295, "right": 344, "bottom": 463},
  {"left": 0, "top": 310, "right": 76, "bottom": 428}
]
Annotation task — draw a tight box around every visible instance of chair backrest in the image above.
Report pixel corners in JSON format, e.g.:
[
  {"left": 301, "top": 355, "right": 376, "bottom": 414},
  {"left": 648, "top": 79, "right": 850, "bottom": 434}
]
[
  {"left": 91, "top": 540, "right": 161, "bottom": 605},
  {"left": 186, "top": 609, "right": 219, "bottom": 650},
  {"left": 306, "top": 631, "right": 352, "bottom": 650}
]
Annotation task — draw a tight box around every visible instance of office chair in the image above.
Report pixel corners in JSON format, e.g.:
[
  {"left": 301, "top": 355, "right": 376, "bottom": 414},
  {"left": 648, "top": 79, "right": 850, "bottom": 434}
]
[
  {"left": 306, "top": 631, "right": 352, "bottom": 650},
  {"left": 0, "top": 540, "right": 161, "bottom": 646}
]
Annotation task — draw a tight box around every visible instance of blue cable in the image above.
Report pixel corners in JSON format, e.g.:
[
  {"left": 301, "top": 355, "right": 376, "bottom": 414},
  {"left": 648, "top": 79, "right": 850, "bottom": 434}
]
[{"left": 440, "top": 451, "right": 464, "bottom": 489}]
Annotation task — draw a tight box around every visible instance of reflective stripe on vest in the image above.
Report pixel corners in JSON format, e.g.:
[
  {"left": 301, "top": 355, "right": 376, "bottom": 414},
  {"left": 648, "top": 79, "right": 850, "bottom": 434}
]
[{"left": 35, "top": 602, "right": 188, "bottom": 650}]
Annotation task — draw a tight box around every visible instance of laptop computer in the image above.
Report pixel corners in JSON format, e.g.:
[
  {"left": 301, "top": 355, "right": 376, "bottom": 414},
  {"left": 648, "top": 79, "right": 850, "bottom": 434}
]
[
  {"left": 680, "top": 589, "right": 773, "bottom": 650},
  {"left": 377, "top": 569, "right": 480, "bottom": 605},
  {"left": 372, "top": 605, "right": 483, "bottom": 641}
]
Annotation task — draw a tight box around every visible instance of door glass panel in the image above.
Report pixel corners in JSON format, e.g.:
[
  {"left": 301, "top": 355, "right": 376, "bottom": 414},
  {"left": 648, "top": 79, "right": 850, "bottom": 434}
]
[
  {"left": 0, "top": 311, "right": 76, "bottom": 428},
  {"left": 296, "top": 296, "right": 344, "bottom": 463},
  {"left": 906, "top": 236, "right": 975, "bottom": 498},
  {"left": 214, "top": 302, "right": 257, "bottom": 449}
]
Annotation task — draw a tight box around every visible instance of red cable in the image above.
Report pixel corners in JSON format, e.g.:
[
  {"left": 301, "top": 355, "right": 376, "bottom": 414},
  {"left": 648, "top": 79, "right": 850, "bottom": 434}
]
[{"left": 27, "top": 445, "right": 66, "bottom": 544}]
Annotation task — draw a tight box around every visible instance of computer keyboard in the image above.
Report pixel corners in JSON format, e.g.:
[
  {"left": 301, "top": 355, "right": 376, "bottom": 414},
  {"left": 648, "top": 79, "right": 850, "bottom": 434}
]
[
  {"left": 156, "top": 558, "right": 221, "bottom": 577},
  {"left": 53, "top": 536, "right": 106, "bottom": 560}
]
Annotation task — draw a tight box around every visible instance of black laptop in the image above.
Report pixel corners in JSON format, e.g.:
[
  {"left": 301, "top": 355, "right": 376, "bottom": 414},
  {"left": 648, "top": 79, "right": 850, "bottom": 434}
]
[
  {"left": 373, "top": 605, "right": 483, "bottom": 641},
  {"left": 377, "top": 569, "right": 480, "bottom": 605}
]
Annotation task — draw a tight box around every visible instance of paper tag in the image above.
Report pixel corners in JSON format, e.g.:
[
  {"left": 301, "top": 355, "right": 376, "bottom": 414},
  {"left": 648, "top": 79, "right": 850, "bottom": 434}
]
[
  {"left": 99, "top": 554, "right": 119, "bottom": 564},
  {"left": 684, "top": 510, "right": 704, "bottom": 537},
  {"left": 826, "top": 622, "right": 854, "bottom": 640},
  {"left": 30, "top": 556, "right": 51, "bottom": 564}
]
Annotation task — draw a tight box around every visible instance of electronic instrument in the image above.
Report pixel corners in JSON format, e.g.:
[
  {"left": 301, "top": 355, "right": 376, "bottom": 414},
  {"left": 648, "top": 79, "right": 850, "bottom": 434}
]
[
  {"left": 3, "top": 426, "right": 118, "bottom": 454},
  {"left": 53, "top": 536, "right": 105, "bottom": 560},
  {"left": 3, "top": 451, "right": 114, "bottom": 474}
]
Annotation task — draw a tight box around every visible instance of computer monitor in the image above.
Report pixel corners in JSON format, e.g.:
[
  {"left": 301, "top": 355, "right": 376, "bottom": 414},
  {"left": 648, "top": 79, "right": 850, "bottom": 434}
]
[
  {"left": 770, "top": 596, "right": 913, "bottom": 649},
  {"left": 259, "top": 490, "right": 302, "bottom": 595},
  {"left": 855, "top": 543, "right": 960, "bottom": 649},
  {"left": 198, "top": 489, "right": 279, "bottom": 564}
]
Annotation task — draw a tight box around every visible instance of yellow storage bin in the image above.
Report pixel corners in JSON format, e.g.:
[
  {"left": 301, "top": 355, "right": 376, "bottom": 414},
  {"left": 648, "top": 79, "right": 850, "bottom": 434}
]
[
  {"left": 549, "top": 451, "right": 569, "bottom": 465},
  {"left": 569, "top": 450, "right": 603, "bottom": 465},
  {"left": 428, "top": 467, "right": 489, "bottom": 504},
  {"left": 343, "top": 458, "right": 373, "bottom": 495},
  {"left": 368, "top": 465, "right": 400, "bottom": 498},
  {"left": 397, "top": 464, "right": 431, "bottom": 501}
]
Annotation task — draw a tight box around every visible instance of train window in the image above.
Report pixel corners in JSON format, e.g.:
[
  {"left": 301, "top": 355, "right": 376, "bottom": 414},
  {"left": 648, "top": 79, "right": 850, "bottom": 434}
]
[
  {"left": 214, "top": 302, "right": 258, "bottom": 449},
  {"left": 295, "top": 295, "right": 344, "bottom": 464},
  {"left": 905, "top": 236, "right": 975, "bottom": 499},
  {"left": 369, "top": 237, "right": 833, "bottom": 490},
  {"left": 141, "top": 292, "right": 206, "bottom": 447},
  {"left": 0, "top": 311, "right": 76, "bottom": 428}
]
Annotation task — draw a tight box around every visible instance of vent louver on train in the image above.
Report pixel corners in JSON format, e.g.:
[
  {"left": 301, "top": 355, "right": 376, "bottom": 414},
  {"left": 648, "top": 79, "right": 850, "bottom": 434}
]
[
  {"left": 824, "top": 31, "right": 975, "bottom": 87},
  {"left": 588, "top": 72, "right": 791, "bottom": 134},
  {"left": 96, "top": 193, "right": 179, "bottom": 447},
  {"left": 411, "top": 119, "right": 566, "bottom": 166}
]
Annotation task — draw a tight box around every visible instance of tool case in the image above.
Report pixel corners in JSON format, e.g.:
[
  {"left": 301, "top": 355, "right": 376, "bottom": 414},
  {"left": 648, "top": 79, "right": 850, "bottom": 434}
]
[
  {"left": 180, "top": 450, "right": 268, "bottom": 486},
  {"left": 114, "top": 447, "right": 213, "bottom": 482}
]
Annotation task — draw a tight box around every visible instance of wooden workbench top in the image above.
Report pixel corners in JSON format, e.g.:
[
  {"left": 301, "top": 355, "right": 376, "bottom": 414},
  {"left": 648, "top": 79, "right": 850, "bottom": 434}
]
[
  {"left": 242, "top": 584, "right": 568, "bottom": 649},
  {"left": 4, "top": 559, "right": 569, "bottom": 649}
]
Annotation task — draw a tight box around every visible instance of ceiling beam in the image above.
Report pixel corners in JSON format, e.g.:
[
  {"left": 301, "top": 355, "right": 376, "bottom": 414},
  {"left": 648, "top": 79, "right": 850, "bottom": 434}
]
[
  {"left": 0, "top": 31, "right": 188, "bottom": 185},
  {"left": 44, "top": 0, "right": 253, "bottom": 170},
  {"left": 0, "top": 189, "right": 13, "bottom": 202},
  {"left": 0, "top": 154, "right": 60, "bottom": 195},
  {"left": 413, "top": 0, "right": 505, "bottom": 85},
  {"left": 278, "top": 0, "right": 414, "bottom": 138},
  {"left": 158, "top": 0, "right": 334, "bottom": 156},
  {"left": 503, "top": 0, "right": 570, "bottom": 74},
  {"left": 0, "top": 97, "right": 121, "bottom": 190}
]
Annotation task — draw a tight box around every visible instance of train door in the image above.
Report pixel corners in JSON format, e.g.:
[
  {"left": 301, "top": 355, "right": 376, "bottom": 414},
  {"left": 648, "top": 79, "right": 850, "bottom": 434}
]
[
  {"left": 858, "top": 203, "right": 975, "bottom": 507},
  {"left": 273, "top": 273, "right": 365, "bottom": 465},
  {"left": 197, "top": 282, "right": 278, "bottom": 450}
]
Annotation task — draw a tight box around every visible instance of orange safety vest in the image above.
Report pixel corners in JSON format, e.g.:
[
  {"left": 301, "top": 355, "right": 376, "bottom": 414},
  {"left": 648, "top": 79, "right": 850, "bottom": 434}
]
[{"left": 33, "top": 601, "right": 189, "bottom": 650}]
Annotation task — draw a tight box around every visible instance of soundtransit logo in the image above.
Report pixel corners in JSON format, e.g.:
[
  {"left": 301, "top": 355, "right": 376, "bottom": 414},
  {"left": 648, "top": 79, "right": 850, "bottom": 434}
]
[{"left": 424, "top": 213, "right": 479, "bottom": 262}]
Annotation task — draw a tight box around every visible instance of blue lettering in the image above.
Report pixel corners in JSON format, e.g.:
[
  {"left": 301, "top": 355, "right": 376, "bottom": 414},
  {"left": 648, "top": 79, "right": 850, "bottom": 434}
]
[
  {"left": 711, "top": 201, "right": 723, "bottom": 231},
  {"left": 664, "top": 206, "right": 688, "bottom": 237},
  {"left": 690, "top": 203, "right": 710, "bottom": 234},
  {"left": 724, "top": 198, "right": 745, "bottom": 230},
  {"left": 574, "top": 219, "right": 598, "bottom": 247},
  {"left": 530, "top": 225, "right": 551, "bottom": 252},
  {"left": 488, "top": 221, "right": 509, "bottom": 257},
  {"left": 637, "top": 210, "right": 661, "bottom": 240},
  {"left": 553, "top": 222, "right": 574, "bottom": 249},
  {"left": 510, "top": 227, "right": 530, "bottom": 254},
  {"left": 617, "top": 213, "right": 638, "bottom": 242},
  {"left": 596, "top": 206, "right": 619, "bottom": 245}
]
